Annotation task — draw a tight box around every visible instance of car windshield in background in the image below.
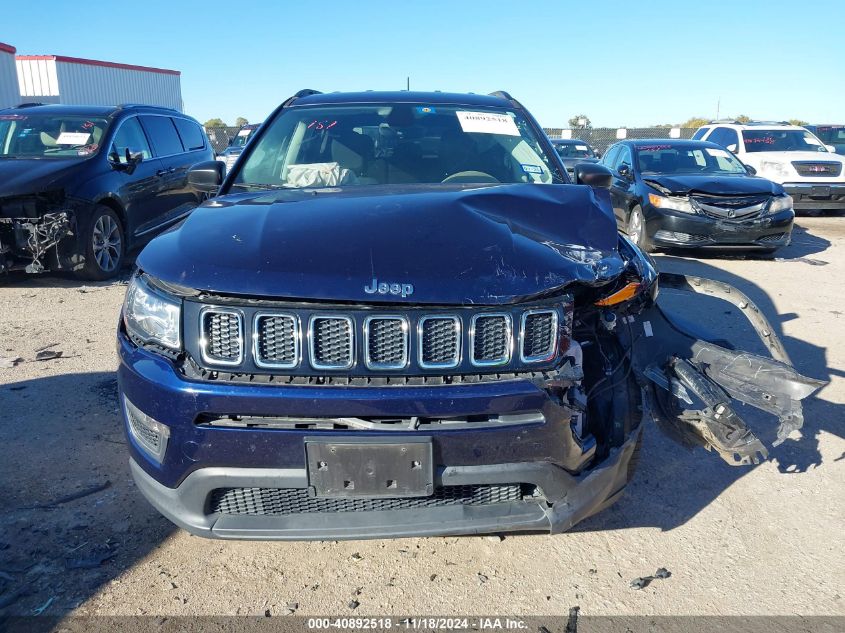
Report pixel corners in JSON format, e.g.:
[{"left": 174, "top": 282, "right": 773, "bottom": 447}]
[
  {"left": 230, "top": 129, "right": 255, "bottom": 148},
  {"left": 554, "top": 142, "right": 595, "bottom": 159},
  {"left": 743, "top": 129, "right": 827, "bottom": 153},
  {"left": 233, "top": 104, "right": 563, "bottom": 190},
  {"left": 0, "top": 114, "right": 109, "bottom": 159},
  {"left": 636, "top": 144, "right": 748, "bottom": 175},
  {"left": 812, "top": 126, "right": 845, "bottom": 144}
]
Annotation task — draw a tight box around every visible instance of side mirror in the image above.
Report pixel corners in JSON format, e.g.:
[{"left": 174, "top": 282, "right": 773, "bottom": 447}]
[
  {"left": 746, "top": 165, "right": 757, "bottom": 176},
  {"left": 825, "top": 145, "right": 836, "bottom": 153},
  {"left": 726, "top": 144, "right": 738, "bottom": 153},
  {"left": 187, "top": 160, "right": 225, "bottom": 193},
  {"left": 617, "top": 164, "right": 632, "bottom": 179},
  {"left": 574, "top": 162, "right": 613, "bottom": 189},
  {"left": 110, "top": 148, "right": 143, "bottom": 174}
]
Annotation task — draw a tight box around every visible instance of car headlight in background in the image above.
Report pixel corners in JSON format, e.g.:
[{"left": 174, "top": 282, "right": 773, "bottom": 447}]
[
  {"left": 759, "top": 161, "right": 790, "bottom": 180},
  {"left": 648, "top": 193, "right": 695, "bottom": 214},
  {"left": 123, "top": 274, "right": 182, "bottom": 350},
  {"left": 769, "top": 195, "right": 794, "bottom": 213}
]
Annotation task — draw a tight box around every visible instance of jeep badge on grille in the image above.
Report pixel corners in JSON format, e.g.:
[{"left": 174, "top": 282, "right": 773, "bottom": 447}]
[{"left": 364, "top": 277, "right": 414, "bottom": 298}]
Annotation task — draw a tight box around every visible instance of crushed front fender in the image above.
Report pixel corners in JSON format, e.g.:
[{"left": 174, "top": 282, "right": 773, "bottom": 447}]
[{"left": 624, "top": 272, "right": 826, "bottom": 465}]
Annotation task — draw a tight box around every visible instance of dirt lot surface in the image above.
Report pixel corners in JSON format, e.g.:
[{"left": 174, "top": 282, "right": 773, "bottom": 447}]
[{"left": 1, "top": 218, "right": 843, "bottom": 619}]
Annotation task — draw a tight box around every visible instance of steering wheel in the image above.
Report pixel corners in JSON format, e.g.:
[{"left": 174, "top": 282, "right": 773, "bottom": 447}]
[{"left": 441, "top": 170, "right": 500, "bottom": 184}]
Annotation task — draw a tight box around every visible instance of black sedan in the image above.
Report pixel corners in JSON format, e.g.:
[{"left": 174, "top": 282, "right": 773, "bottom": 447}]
[
  {"left": 550, "top": 138, "right": 599, "bottom": 176},
  {"left": 599, "top": 139, "right": 794, "bottom": 253}
]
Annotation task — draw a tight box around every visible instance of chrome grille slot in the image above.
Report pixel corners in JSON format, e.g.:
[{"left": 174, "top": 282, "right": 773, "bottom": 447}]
[
  {"left": 419, "top": 316, "right": 460, "bottom": 368},
  {"left": 471, "top": 314, "right": 512, "bottom": 367},
  {"left": 520, "top": 310, "right": 558, "bottom": 363},
  {"left": 200, "top": 308, "right": 243, "bottom": 366},
  {"left": 792, "top": 161, "right": 842, "bottom": 177},
  {"left": 364, "top": 316, "right": 409, "bottom": 370},
  {"left": 254, "top": 313, "right": 299, "bottom": 369},
  {"left": 309, "top": 316, "right": 354, "bottom": 370}
]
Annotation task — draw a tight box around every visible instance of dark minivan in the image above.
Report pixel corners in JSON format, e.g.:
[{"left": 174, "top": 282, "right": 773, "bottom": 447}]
[
  {"left": 0, "top": 103, "right": 213, "bottom": 279},
  {"left": 600, "top": 139, "right": 794, "bottom": 253}
]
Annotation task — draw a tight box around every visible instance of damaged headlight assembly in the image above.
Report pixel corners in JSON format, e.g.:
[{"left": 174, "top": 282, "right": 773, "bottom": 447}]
[
  {"left": 123, "top": 274, "right": 182, "bottom": 350},
  {"left": 648, "top": 193, "right": 695, "bottom": 214},
  {"left": 769, "top": 194, "right": 794, "bottom": 213}
]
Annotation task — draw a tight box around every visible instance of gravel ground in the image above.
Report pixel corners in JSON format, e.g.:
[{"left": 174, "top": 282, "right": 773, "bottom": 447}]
[{"left": 0, "top": 218, "right": 843, "bottom": 619}]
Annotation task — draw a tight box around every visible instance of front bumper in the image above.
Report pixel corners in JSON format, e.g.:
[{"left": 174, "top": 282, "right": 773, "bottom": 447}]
[
  {"left": 645, "top": 207, "right": 794, "bottom": 249},
  {"left": 129, "top": 430, "right": 639, "bottom": 540},
  {"left": 118, "top": 332, "right": 634, "bottom": 539},
  {"left": 783, "top": 183, "right": 845, "bottom": 210}
]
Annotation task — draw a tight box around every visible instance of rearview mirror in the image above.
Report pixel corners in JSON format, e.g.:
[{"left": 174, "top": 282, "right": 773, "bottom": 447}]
[
  {"left": 187, "top": 160, "right": 225, "bottom": 193},
  {"left": 574, "top": 163, "right": 613, "bottom": 188}
]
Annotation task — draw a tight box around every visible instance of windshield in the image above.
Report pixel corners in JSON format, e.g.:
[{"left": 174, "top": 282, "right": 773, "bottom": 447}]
[
  {"left": 812, "top": 126, "right": 845, "bottom": 144},
  {"left": 0, "top": 113, "right": 109, "bottom": 159},
  {"left": 232, "top": 104, "right": 564, "bottom": 190},
  {"left": 743, "top": 129, "right": 828, "bottom": 153},
  {"left": 230, "top": 127, "right": 255, "bottom": 148},
  {"left": 636, "top": 144, "right": 748, "bottom": 175},
  {"left": 554, "top": 142, "right": 595, "bottom": 159}
]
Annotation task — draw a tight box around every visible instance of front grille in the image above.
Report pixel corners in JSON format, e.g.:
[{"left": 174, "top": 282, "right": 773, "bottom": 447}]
[
  {"left": 419, "top": 316, "right": 460, "bottom": 368},
  {"left": 210, "top": 484, "right": 532, "bottom": 516},
  {"left": 654, "top": 230, "right": 710, "bottom": 243},
  {"left": 310, "top": 316, "right": 354, "bottom": 369},
  {"left": 759, "top": 233, "right": 786, "bottom": 243},
  {"left": 792, "top": 161, "right": 842, "bottom": 177},
  {"left": 200, "top": 309, "right": 243, "bottom": 365},
  {"left": 254, "top": 313, "right": 298, "bottom": 368},
  {"left": 691, "top": 194, "right": 769, "bottom": 219},
  {"left": 521, "top": 310, "right": 557, "bottom": 362},
  {"left": 191, "top": 301, "right": 571, "bottom": 376},
  {"left": 471, "top": 314, "right": 511, "bottom": 366},
  {"left": 365, "top": 316, "right": 408, "bottom": 369}
]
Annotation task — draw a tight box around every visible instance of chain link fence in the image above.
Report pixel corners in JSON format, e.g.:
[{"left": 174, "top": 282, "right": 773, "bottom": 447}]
[
  {"left": 204, "top": 126, "right": 242, "bottom": 154},
  {"left": 204, "top": 125, "right": 699, "bottom": 157},
  {"left": 543, "top": 127, "right": 697, "bottom": 155}
]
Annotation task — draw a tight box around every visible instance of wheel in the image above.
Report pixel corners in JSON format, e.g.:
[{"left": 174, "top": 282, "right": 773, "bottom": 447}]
[
  {"left": 75, "top": 206, "right": 125, "bottom": 280},
  {"left": 626, "top": 205, "right": 654, "bottom": 253}
]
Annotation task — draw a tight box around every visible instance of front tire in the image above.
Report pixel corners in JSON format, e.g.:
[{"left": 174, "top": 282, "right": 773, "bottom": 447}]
[
  {"left": 76, "top": 206, "right": 125, "bottom": 281},
  {"left": 626, "top": 205, "right": 654, "bottom": 253}
]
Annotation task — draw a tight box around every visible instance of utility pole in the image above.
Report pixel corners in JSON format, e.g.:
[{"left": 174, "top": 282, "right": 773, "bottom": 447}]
[
  {"left": 716, "top": 97, "right": 720, "bottom": 120},
  {"left": 406, "top": 77, "right": 410, "bottom": 91}
]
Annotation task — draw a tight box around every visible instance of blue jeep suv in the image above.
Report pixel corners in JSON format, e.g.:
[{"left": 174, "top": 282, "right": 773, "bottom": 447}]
[{"left": 117, "top": 90, "right": 822, "bottom": 540}]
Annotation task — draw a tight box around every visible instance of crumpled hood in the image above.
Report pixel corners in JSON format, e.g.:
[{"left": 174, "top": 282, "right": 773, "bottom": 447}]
[
  {"left": 0, "top": 158, "right": 88, "bottom": 201},
  {"left": 138, "top": 184, "right": 623, "bottom": 305},
  {"left": 644, "top": 173, "right": 783, "bottom": 196}
]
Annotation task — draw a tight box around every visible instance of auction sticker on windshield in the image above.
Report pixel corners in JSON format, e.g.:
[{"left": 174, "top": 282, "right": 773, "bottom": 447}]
[
  {"left": 56, "top": 132, "right": 91, "bottom": 145},
  {"left": 456, "top": 111, "right": 520, "bottom": 136}
]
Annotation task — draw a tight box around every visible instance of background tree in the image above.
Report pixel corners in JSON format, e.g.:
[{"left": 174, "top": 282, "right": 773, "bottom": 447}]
[
  {"left": 789, "top": 118, "right": 809, "bottom": 126},
  {"left": 235, "top": 117, "right": 249, "bottom": 127},
  {"left": 568, "top": 114, "right": 592, "bottom": 129},
  {"left": 204, "top": 117, "right": 227, "bottom": 128},
  {"left": 735, "top": 114, "right": 751, "bottom": 123},
  {"left": 680, "top": 116, "right": 709, "bottom": 129}
]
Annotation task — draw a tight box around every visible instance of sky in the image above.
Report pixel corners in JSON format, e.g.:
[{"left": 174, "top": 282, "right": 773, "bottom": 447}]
[{"left": 3, "top": 0, "right": 845, "bottom": 128}]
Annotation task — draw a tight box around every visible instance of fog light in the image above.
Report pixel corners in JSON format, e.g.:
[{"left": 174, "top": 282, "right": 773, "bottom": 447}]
[{"left": 124, "top": 396, "right": 170, "bottom": 463}]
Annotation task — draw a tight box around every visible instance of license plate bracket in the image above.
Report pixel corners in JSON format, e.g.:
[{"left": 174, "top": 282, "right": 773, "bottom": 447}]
[
  {"left": 306, "top": 439, "right": 434, "bottom": 498},
  {"left": 811, "top": 185, "right": 831, "bottom": 198}
]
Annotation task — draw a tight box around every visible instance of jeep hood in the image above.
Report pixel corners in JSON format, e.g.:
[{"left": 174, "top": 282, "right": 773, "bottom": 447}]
[
  {"left": 138, "top": 184, "right": 623, "bottom": 305},
  {"left": 643, "top": 174, "right": 783, "bottom": 196},
  {"left": 0, "top": 157, "right": 87, "bottom": 202}
]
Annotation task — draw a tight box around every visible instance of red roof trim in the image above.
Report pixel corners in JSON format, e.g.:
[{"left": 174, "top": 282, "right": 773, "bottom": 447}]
[
  {"left": 0, "top": 42, "right": 16, "bottom": 55},
  {"left": 15, "top": 54, "right": 180, "bottom": 76}
]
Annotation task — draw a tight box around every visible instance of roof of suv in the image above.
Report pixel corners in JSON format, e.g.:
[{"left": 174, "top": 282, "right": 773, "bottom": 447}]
[
  {"left": 0, "top": 103, "right": 184, "bottom": 117},
  {"left": 292, "top": 90, "right": 515, "bottom": 108}
]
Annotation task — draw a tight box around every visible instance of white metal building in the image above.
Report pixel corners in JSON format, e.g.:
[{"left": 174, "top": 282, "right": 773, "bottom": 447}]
[
  {"left": 14, "top": 54, "right": 182, "bottom": 111},
  {"left": 0, "top": 43, "right": 19, "bottom": 109}
]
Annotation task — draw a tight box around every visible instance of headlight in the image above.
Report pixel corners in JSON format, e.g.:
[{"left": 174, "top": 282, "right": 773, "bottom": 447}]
[
  {"left": 123, "top": 274, "right": 181, "bottom": 349},
  {"left": 769, "top": 195, "right": 794, "bottom": 213},
  {"left": 648, "top": 193, "right": 695, "bottom": 214},
  {"left": 759, "top": 161, "right": 789, "bottom": 180}
]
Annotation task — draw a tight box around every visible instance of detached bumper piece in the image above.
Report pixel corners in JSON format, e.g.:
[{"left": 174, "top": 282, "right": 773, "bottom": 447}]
[
  {"left": 629, "top": 273, "right": 825, "bottom": 465},
  {"left": 0, "top": 212, "right": 73, "bottom": 273}
]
